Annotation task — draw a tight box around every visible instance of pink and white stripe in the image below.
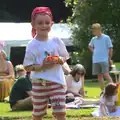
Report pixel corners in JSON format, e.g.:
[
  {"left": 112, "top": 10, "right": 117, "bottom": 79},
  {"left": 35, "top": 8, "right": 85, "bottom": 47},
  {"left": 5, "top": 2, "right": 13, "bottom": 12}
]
[{"left": 32, "top": 79, "right": 66, "bottom": 118}]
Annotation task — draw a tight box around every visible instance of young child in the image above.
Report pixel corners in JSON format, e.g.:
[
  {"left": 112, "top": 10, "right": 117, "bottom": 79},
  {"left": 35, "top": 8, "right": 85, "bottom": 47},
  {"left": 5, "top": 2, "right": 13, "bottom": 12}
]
[
  {"left": 92, "top": 83, "right": 118, "bottom": 116},
  {"left": 23, "top": 7, "right": 69, "bottom": 120}
]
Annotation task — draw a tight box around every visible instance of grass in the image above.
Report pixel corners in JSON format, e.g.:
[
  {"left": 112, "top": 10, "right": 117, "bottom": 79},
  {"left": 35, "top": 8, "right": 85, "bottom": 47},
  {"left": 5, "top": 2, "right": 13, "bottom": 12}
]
[
  {"left": 0, "top": 102, "right": 95, "bottom": 119},
  {"left": 115, "top": 62, "right": 120, "bottom": 70},
  {"left": 84, "top": 81, "right": 101, "bottom": 98},
  {"left": 0, "top": 81, "right": 118, "bottom": 120}
]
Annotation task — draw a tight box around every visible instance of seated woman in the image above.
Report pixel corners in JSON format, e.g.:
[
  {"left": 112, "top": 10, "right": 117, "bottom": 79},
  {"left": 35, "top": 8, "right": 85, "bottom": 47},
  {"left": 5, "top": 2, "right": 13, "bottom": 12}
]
[
  {"left": 0, "top": 50, "right": 14, "bottom": 101},
  {"left": 10, "top": 64, "right": 32, "bottom": 111},
  {"left": 66, "top": 64, "right": 85, "bottom": 97},
  {"left": 66, "top": 64, "right": 99, "bottom": 105}
]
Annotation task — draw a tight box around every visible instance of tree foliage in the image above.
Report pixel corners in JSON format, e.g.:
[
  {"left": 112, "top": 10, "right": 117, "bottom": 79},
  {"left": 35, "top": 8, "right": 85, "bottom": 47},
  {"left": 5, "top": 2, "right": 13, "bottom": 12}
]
[{"left": 65, "top": 0, "right": 120, "bottom": 77}]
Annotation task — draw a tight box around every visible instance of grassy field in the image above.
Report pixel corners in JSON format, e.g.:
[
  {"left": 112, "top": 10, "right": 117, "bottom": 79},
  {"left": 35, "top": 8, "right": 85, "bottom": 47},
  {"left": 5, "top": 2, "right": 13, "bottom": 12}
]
[
  {"left": 115, "top": 62, "right": 120, "bottom": 70},
  {"left": 0, "top": 81, "right": 119, "bottom": 120}
]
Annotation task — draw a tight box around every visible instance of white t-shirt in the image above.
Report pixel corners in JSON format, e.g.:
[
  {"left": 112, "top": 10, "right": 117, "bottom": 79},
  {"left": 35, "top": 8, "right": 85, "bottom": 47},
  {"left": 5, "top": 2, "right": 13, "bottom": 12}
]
[
  {"left": 66, "top": 74, "right": 82, "bottom": 93},
  {"left": 23, "top": 36, "right": 69, "bottom": 85},
  {"left": 100, "top": 94, "right": 118, "bottom": 106},
  {"left": 99, "top": 94, "right": 118, "bottom": 115}
]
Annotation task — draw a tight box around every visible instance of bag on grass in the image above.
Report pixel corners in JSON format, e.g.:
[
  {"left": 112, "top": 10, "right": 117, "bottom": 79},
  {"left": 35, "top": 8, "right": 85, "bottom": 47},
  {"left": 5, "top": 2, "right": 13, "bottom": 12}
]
[{"left": 66, "top": 93, "right": 75, "bottom": 103}]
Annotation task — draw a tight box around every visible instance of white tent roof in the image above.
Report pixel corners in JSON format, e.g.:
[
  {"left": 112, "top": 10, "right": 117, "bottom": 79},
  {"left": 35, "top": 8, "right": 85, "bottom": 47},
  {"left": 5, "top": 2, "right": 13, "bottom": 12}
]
[
  {"left": 0, "top": 22, "right": 71, "bottom": 40},
  {"left": 0, "top": 23, "right": 73, "bottom": 56}
]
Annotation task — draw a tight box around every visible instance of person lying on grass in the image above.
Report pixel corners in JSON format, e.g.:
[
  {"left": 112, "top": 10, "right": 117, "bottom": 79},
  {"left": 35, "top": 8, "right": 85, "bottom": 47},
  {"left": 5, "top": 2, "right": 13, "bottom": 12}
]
[{"left": 9, "top": 64, "right": 32, "bottom": 111}]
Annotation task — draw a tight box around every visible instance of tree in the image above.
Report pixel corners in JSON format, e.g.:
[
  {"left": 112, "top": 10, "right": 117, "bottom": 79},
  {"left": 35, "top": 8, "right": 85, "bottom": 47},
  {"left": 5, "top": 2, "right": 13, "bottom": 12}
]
[{"left": 65, "top": 0, "right": 120, "bottom": 77}]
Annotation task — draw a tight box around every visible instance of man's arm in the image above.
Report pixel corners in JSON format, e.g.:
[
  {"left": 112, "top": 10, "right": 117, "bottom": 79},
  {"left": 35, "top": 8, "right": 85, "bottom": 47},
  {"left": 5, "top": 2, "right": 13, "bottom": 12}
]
[
  {"left": 88, "top": 38, "right": 94, "bottom": 52},
  {"left": 88, "top": 45, "right": 94, "bottom": 53},
  {"left": 108, "top": 48, "right": 113, "bottom": 60},
  {"left": 107, "top": 36, "right": 113, "bottom": 61},
  {"left": 108, "top": 48, "right": 113, "bottom": 65}
]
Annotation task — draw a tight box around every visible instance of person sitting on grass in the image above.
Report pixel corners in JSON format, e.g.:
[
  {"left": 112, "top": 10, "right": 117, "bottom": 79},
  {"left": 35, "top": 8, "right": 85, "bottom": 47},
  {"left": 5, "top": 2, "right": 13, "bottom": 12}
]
[
  {"left": 0, "top": 50, "right": 14, "bottom": 101},
  {"left": 92, "top": 83, "right": 119, "bottom": 116},
  {"left": 9, "top": 64, "right": 32, "bottom": 111},
  {"left": 66, "top": 64, "right": 86, "bottom": 97},
  {"left": 66, "top": 64, "right": 99, "bottom": 105}
]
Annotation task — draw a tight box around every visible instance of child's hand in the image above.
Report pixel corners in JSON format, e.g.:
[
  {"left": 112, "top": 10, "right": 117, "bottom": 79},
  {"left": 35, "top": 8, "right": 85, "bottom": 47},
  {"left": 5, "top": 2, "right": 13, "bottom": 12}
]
[
  {"left": 112, "top": 107, "right": 116, "bottom": 112},
  {"left": 44, "top": 57, "right": 58, "bottom": 64},
  {"left": 45, "top": 56, "right": 65, "bottom": 65},
  {"left": 41, "top": 58, "right": 56, "bottom": 70},
  {"left": 58, "top": 57, "right": 65, "bottom": 65},
  {"left": 43, "top": 58, "right": 56, "bottom": 65}
]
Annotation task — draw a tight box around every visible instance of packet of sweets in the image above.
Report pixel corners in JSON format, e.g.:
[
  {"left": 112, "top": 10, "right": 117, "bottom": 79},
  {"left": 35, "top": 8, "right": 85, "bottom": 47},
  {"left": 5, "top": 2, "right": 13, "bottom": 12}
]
[{"left": 45, "top": 56, "right": 63, "bottom": 64}]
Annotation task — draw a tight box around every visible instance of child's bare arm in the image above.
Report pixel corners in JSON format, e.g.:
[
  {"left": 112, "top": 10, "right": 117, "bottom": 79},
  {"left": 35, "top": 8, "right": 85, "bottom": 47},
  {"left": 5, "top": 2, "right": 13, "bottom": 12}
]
[
  {"left": 24, "top": 59, "right": 56, "bottom": 72},
  {"left": 88, "top": 38, "right": 94, "bottom": 52},
  {"left": 24, "top": 64, "right": 42, "bottom": 72}
]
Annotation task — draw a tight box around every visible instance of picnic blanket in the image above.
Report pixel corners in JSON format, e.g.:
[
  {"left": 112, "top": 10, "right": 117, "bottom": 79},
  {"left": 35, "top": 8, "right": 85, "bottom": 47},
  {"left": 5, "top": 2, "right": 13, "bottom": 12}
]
[
  {"left": 92, "top": 106, "right": 120, "bottom": 116},
  {"left": 66, "top": 103, "right": 99, "bottom": 109},
  {"left": 66, "top": 97, "right": 99, "bottom": 109}
]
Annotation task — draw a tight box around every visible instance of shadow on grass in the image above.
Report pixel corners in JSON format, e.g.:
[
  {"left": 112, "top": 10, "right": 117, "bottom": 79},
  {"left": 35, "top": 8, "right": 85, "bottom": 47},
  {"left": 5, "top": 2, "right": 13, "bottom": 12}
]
[{"left": 0, "top": 117, "right": 120, "bottom": 120}]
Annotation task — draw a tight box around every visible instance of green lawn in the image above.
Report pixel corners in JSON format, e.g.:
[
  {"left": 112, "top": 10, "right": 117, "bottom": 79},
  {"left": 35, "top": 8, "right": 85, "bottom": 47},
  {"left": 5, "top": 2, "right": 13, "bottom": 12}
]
[
  {"left": 0, "top": 81, "right": 117, "bottom": 120},
  {"left": 84, "top": 81, "right": 101, "bottom": 98},
  {"left": 115, "top": 62, "right": 120, "bottom": 70}
]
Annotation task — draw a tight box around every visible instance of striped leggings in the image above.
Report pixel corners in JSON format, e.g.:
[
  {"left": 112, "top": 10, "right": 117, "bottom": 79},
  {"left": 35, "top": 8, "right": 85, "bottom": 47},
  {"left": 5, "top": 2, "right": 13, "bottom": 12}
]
[{"left": 32, "top": 79, "right": 66, "bottom": 118}]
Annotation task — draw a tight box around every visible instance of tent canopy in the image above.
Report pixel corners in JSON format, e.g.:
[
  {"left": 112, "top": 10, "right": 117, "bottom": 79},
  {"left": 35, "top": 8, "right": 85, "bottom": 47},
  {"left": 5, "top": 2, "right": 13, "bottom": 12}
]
[{"left": 0, "top": 23, "right": 73, "bottom": 56}]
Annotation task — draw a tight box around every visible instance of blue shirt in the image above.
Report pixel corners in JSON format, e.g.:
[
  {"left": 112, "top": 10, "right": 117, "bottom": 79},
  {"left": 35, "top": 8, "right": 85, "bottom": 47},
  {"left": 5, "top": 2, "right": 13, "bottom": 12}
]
[{"left": 89, "top": 34, "right": 113, "bottom": 63}]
